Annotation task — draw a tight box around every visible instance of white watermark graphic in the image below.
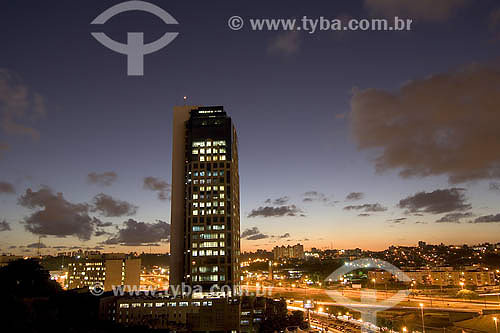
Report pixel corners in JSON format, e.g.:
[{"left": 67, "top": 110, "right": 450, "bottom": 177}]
[
  {"left": 90, "top": 1, "right": 179, "bottom": 76},
  {"left": 228, "top": 15, "right": 413, "bottom": 33},
  {"left": 90, "top": 282, "right": 273, "bottom": 298},
  {"left": 325, "top": 258, "right": 411, "bottom": 332}
]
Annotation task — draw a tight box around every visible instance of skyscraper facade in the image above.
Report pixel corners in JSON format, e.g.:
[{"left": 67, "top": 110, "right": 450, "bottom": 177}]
[{"left": 171, "top": 106, "right": 240, "bottom": 297}]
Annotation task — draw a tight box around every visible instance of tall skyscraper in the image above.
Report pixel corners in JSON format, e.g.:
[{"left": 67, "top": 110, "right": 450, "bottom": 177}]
[{"left": 171, "top": 105, "right": 240, "bottom": 297}]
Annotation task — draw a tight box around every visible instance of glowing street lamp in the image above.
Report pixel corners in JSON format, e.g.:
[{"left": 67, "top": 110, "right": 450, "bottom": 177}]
[
  {"left": 419, "top": 303, "right": 425, "bottom": 333},
  {"left": 494, "top": 317, "right": 498, "bottom": 333},
  {"left": 402, "top": 327, "right": 407, "bottom": 333},
  {"left": 459, "top": 281, "right": 465, "bottom": 289}
]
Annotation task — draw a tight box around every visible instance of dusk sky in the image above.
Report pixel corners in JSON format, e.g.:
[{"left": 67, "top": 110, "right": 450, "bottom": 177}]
[{"left": 1, "top": 0, "right": 500, "bottom": 255}]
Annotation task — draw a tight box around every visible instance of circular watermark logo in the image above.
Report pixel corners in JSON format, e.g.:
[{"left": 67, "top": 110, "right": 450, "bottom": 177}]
[
  {"left": 90, "top": 282, "right": 105, "bottom": 296},
  {"left": 324, "top": 258, "right": 411, "bottom": 331},
  {"left": 228, "top": 16, "right": 244, "bottom": 30}
]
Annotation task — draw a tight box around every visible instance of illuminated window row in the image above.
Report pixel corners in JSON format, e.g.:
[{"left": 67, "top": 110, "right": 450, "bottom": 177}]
[
  {"left": 194, "top": 186, "right": 225, "bottom": 192},
  {"left": 192, "top": 201, "right": 224, "bottom": 208},
  {"left": 191, "top": 171, "right": 224, "bottom": 177},
  {"left": 192, "top": 249, "right": 226, "bottom": 256},
  {"left": 192, "top": 148, "right": 226, "bottom": 154},
  {"left": 192, "top": 140, "right": 226, "bottom": 148},
  {"left": 192, "top": 209, "right": 225, "bottom": 216},
  {"left": 198, "top": 155, "right": 226, "bottom": 162},
  {"left": 192, "top": 274, "right": 225, "bottom": 282},
  {"left": 192, "top": 225, "right": 225, "bottom": 232},
  {"left": 192, "top": 193, "right": 224, "bottom": 200},
  {"left": 193, "top": 241, "right": 225, "bottom": 248}
]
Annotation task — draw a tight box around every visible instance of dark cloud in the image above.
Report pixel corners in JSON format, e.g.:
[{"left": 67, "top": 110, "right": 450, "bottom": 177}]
[
  {"left": 265, "top": 196, "right": 290, "bottom": 205},
  {"left": 436, "top": 212, "right": 473, "bottom": 223},
  {"left": 241, "top": 227, "right": 269, "bottom": 240},
  {"left": 358, "top": 213, "right": 371, "bottom": 217},
  {"left": 344, "top": 203, "right": 387, "bottom": 212},
  {"left": 351, "top": 62, "right": 500, "bottom": 184},
  {"left": 91, "top": 193, "right": 137, "bottom": 217},
  {"left": 471, "top": 214, "right": 500, "bottom": 223},
  {"left": 388, "top": 217, "right": 407, "bottom": 224},
  {"left": 87, "top": 172, "right": 118, "bottom": 186},
  {"left": 0, "top": 220, "right": 10, "bottom": 231},
  {"left": 364, "top": 0, "right": 468, "bottom": 22},
  {"left": 18, "top": 187, "right": 103, "bottom": 240},
  {"left": 27, "top": 242, "right": 47, "bottom": 249},
  {"left": 279, "top": 232, "right": 291, "bottom": 238},
  {"left": 398, "top": 188, "right": 471, "bottom": 214},
  {"left": 346, "top": 192, "right": 364, "bottom": 201},
  {"left": 248, "top": 205, "right": 304, "bottom": 218},
  {"left": 0, "top": 181, "right": 15, "bottom": 194},
  {"left": 143, "top": 177, "right": 171, "bottom": 201},
  {"left": 302, "top": 191, "right": 337, "bottom": 206},
  {"left": 0, "top": 69, "right": 45, "bottom": 145},
  {"left": 490, "top": 182, "right": 500, "bottom": 192},
  {"left": 103, "top": 219, "right": 170, "bottom": 246}
]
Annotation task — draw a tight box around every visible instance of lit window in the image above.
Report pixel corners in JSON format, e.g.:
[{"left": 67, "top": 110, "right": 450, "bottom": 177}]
[
  {"left": 193, "top": 194, "right": 198, "bottom": 199},
  {"left": 199, "top": 148, "right": 205, "bottom": 154},
  {"left": 200, "top": 156, "right": 205, "bottom": 161},
  {"left": 192, "top": 250, "right": 198, "bottom": 256},
  {"left": 193, "top": 210, "right": 198, "bottom": 216},
  {"left": 206, "top": 148, "right": 211, "bottom": 154},
  {"left": 206, "top": 141, "right": 212, "bottom": 147},
  {"left": 192, "top": 149, "right": 198, "bottom": 154},
  {"left": 220, "top": 155, "right": 226, "bottom": 161}
]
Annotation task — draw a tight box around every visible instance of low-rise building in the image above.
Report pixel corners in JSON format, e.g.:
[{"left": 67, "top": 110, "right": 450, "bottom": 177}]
[{"left": 67, "top": 253, "right": 141, "bottom": 291}]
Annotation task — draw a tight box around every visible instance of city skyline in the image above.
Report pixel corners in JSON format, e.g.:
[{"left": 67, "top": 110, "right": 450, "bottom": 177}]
[{"left": 2, "top": 0, "right": 500, "bottom": 255}]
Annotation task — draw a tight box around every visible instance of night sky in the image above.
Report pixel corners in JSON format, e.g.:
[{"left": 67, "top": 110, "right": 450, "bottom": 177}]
[{"left": 1, "top": 0, "right": 500, "bottom": 255}]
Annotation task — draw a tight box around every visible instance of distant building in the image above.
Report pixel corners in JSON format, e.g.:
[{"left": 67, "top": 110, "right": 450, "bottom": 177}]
[
  {"left": 67, "top": 253, "right": 141, "bottom": 291},
  {"left": 368, "top": 268, "right": 496, "bottom": 287},
  {"left": 272, "top": 244, "right": 305, "bottom": 260},
  {"left": 418, "top": 241, "right": 427, "bottom": 248},
  {"left": 0, "top": 255, "right": 23, "bottom": 267}
]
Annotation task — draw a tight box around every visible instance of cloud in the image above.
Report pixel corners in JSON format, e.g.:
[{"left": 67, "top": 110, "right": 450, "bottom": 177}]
[
  {"left": 279, "top": 232, "right": 291, "bottom": 238},
  {"left": 302, "top": 191, "right": 336, "bottom": 205},
  {"left": 490, "top": 8, "right": 500, "bottom": 40},
  {"left": 388, "top": 217, "right": 407, "bottom": 224},
  {"left": 344, "top": 203, "right": 387, "bottom": 212},
  {"left": 248, "top": 205, "right": 304, "bottom": 218},
  {"left": 350, "top": 62, "right": 500, "bottom": 184},
  {"left": 265, "top": 196, "right": 290, "bottom": 205},
  {"left": 0, "top": 220, "right": 10, "bottom": 231},
  {"left": 0, "top": 181, "right": 15, "bottom": 194},
  {"left": 490, "top": 182, "right": 500, "bottom": 192},
  {"left": 268, "top": 31, "right": 301, "bottom": 56},
  {"left": 471, "top": 214, "right": 500, "bottom": 223},
  {"left": 358, "top": 213, "right": 371, "bottom": 217},
  {"left": 364, "top": 0, "right": 469, "bottom": 22},
  {"left": 346, "top": 192, "right": 364, "bottom": 201},
  {"left": 18, "top": 187, "right": 104, "bottom": 240},
  {"left": 91, "top": 193, "right": 137, "bottom": 217},
  {"left": 143, "top": 177, "right": 171, "bottom": 201},
  {"left": 103, "top": 219, "right": 170, "bottom": 246},
  {"left": 27, "top": 242, "right": 47, "bottom": 249},
  {"left": 241, "top": 227, "right": 269, "bottom": 240},
  {"left": 87, "top": 171, "right": 118, "bottom": 186},
  {"left": 398, "top": 188, "right": 470, "bottom": 214},
  {"left": 0, "top": 69, "right": 45, "bottom": 145},
  {"left": 436, "top": 212, "right": 473, "bottom": 223}
]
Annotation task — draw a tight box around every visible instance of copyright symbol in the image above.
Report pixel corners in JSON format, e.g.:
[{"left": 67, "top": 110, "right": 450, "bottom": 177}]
[
  {"left": 90, "top": 282, "right": 104, "bottom": 296},
  {"left": 228, "top": 16, "right": 244, "bottom": 30}
]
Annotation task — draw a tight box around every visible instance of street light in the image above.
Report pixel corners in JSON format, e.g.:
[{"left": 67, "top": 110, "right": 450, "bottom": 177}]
[
  {"left": 402, "top": 327, "right": 407, "bottom": 333},
  {"left": 459, "top": 281, "right": 465, "bottom": 289},
  {"left": 494, "top": 317, "right": 498, "bottom": 333},
  {"left": 419, "top": 303, "right": 426, "bottom": 333}
]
